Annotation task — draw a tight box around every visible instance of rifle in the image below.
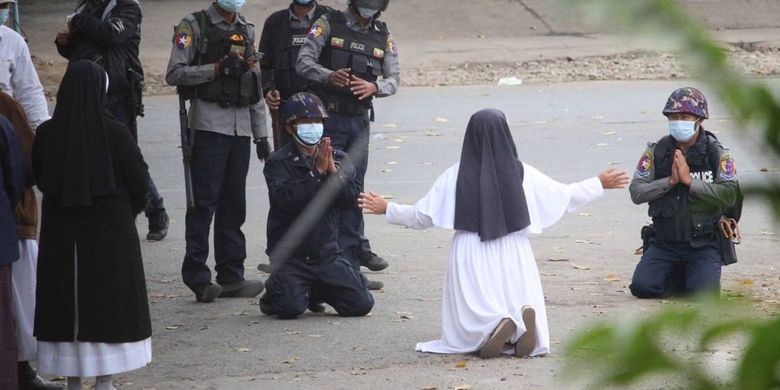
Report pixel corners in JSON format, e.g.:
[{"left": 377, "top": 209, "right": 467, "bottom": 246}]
[{"left": 178, "top": 90, "right": 195, "bottom": 209}]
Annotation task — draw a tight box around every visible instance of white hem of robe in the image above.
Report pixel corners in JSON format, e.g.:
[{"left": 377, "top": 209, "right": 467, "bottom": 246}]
[
  {"left": 37, "top": 338, "right": 152, "bottom": 377},
  {"left": 36, "top": 242, "right": 152, "bottom": 377},
  {"left": 387, "top": 162, "right": 603, "bottom": 356},
  {"left": 11, "top": 238, "right": 38, "bottom": 361}
]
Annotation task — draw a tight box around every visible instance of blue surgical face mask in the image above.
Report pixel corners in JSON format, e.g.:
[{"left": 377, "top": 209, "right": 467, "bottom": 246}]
[
  {"left": 356, "top": 6, "right": 378, "bottom": 19},
  {"left": 294, "top": 123, "right": 324, "bottom": 146},
  {"left": 0, "top": 10, "right": 9, "bottom": 26},
  {"left": 669, "top": 120, "right": 697, "bottom": 142},
  {"left": 217, "top": 0, "right": 245, "bottom": 12}
]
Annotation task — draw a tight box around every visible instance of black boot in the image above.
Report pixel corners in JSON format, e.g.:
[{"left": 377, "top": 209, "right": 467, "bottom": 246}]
[
  {"left": 146, "top": 200, "right": 169, "bottom": 241},
  {"left": 18, "top": 361, "right": 64, "bottom": 390}
]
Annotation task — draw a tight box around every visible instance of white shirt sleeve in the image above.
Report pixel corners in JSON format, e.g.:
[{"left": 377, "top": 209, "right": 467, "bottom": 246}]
[
  {"left": 385, "top": 202, "right": 435, "bottom": 230},
  {"left": 1, "top": 27, "right": 49, "bottom": 129}
]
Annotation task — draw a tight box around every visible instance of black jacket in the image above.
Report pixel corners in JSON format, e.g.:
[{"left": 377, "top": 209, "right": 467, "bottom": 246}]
[
  {"left": 264, "top": 143, "right": 358, "bottom": 264},
  {"left": 56, "top": 0, "right": 143, "bottom": 105}
]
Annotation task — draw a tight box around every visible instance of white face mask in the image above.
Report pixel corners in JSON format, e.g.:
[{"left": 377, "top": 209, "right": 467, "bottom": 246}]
[
  {"left": 294, "top": 123, "right": 324, "bottom": 146},
  {"left": 217, "top": 0, "right": 245, "bottom": 12},
  {"left": 669, "top": 120, "right": 697, "bottom": 142},
  {"left": 356, "top": 6, "right": 378, "bottom": 19}
]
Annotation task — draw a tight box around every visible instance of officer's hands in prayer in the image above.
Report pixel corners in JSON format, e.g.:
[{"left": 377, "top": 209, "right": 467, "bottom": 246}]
[
  {"left": 328, "top": 68, "right": 351, "bottom": 88},
  {"left": 597, "top": 167, "right": 630, "bottom": 189},
  {"left": 349, "top": 75, "right": 378, "bottom": 100},
  {"left": 315, "top": 137, "right": 337, "bottom": 174},
  {"left": 265, "top": 90, "right": 281, "bottom": 110},
  {"left": 673, "top": 150, "right": 692, "bottom": 186},
  {"left": 255, "top": 137, "right": 271, "bottom": 162},
  {"left": 358, "top": 191, "right": 387, "bottom": 215}
]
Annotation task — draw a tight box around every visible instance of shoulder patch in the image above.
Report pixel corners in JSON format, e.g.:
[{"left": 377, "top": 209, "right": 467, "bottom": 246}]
[
  {"left": 719, "top": 153, "right": 736, "bottom": 180},
  {"left": 387, "top": 35, "right": 398, "bottom": 56},
  {"left": 174, "top": 20, "right": 194, "bottom": 49},
  {"left": 308, "top": 19, "right": 326, "bottom": 39},
  {"left": 635, "top": 148, "right": 654, "bottom": 177}
]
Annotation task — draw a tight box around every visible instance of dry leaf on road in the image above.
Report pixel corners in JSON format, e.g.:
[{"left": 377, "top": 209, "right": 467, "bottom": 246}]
[
  {"left": 604, "top": 274, "right": 621, "bottom": 282},
  {"left": 282, "top": 357, "right": 299, "bottom": 364},
  {"left": 570, "top": 262, "right": 590, "bottom": 270}
]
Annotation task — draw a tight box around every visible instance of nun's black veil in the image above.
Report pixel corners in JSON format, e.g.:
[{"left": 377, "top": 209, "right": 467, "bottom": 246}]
[
  {"left": 454, "top": 109, "right": 530, "bottom": 242},
  {"left": 36, "top": 59, "right": 115, "bottom": 206}
]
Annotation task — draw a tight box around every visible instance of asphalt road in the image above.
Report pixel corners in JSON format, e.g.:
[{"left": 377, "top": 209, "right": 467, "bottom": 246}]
[{"left": 115, "top": 79, "right": 779, "bottom": 389}]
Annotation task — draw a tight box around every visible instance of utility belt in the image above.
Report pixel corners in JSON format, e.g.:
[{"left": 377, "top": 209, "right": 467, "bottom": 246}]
[
  {"left": 322, "top": 95, "right": 372, "bottom": 117},
  {"left": 639, "top": 218, "right": 740, "bottom": 265}
]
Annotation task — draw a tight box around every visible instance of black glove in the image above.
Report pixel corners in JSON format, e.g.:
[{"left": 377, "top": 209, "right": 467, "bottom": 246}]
[
  {"left": 218, "top": 55, "right": 247, "bottom": 79},
  {"left": 255, "top": 137, "right": 271, "bottom": 161}
]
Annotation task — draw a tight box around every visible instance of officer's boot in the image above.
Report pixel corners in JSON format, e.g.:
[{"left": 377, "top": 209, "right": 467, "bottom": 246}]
[
  {"left": 18, "top": 361, "right": 64, "bottom": 390},
  {"left": 146, "top": 198, "right": 169, "bottom": 241}
]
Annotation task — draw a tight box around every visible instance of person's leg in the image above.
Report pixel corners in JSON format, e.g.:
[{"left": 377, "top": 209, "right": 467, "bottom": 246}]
[
  {"left": 259, "top": 260, "right": 313, "bottom": 319},
  {"left": 317, "top": 257, "right": 374, "bottom": 317},
  {"left": 182, "top": 131, "right": 229, "bottom": 297},
  {"left": 213, "top": 136, "right": 252, "bottom": 287},
  {"left": 684, "top": 244, "right": 723, "bottom": 296},
  {"left": 0, "top": 264, "right": 18, "bottom": 390},
  {"left": 629, "top": 242, "right": 684, "bottom": 298},
  {"left": 95, "top": 375, "right": 113, "bottom": 390},
  {"left": 66, "top": 377, "right": 81, "bottom": 390}
]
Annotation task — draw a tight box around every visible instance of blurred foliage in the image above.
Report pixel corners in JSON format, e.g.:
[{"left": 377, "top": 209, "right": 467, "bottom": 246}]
[
  {"left": 561, "top": 0, "right": 780, "bottom": 389},
  {"left": 569, "top": 0, "right": 780, "bottom": 215}
]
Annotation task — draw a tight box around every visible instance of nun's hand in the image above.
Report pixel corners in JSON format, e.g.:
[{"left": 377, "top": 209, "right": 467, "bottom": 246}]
[
  {"left": 359, "top": 191, "right": 387, "bottom": 214},
  {"left": 598, "top": 167, "right": 630, "bottom": 189}
]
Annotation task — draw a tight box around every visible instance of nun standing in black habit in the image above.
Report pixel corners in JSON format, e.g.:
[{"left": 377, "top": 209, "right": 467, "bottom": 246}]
[
  {"left": 360, "top": 109, "right": 629, "bottom": 358},
  {"left": 32, "top": 60, "right": 152, "bottom": 390}
]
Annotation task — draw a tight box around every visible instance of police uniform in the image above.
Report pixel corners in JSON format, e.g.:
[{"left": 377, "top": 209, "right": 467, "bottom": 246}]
[
  {"left": 296, "top": 8, "right": 399, "bottom": 268},
  {"left": 629, "top": 130, "right": 740, "bottom": 297},
  {"left": 260, "top": 143, "right": 373, "bottom": 319},
  {"left": 57, "top": 0, "right": 169, "bottom": 239},
  {"left": 166, "top": 4, "right": 269, "bottom": 294},
  {"left": 259, "top": 2, "right": 331, "bottom": 148}
]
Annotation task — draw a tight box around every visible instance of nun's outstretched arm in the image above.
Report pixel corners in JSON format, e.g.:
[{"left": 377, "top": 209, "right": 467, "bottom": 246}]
[{"left": 359, "top": 192, "right": 435, "bottom": 230}]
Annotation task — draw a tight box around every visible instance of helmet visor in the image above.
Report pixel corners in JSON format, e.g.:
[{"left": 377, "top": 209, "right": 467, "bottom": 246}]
[{"left": 352, "top": 0, "right": 388, "bottom": 11}]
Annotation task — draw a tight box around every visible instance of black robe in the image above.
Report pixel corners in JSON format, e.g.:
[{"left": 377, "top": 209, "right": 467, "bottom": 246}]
[{"left": 33, "top": 117, "right": 151, "bottom": 343}]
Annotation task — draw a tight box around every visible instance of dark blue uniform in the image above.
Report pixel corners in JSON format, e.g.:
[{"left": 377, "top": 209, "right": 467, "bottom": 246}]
[{"left": 260, "top": 143, "right": 373, "bottom": 318}]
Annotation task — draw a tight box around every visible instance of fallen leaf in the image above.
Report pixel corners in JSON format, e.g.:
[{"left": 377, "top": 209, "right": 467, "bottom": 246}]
[
  {"left": 381, "top": 169, "right": 394, "bottom": 173},
  {"left": 604, "top": 274, "right": 621, "bottom": 282},
  {"left": 386, "top": 145, "right": 401, "bottom": 150},
  {"left": 596, "top": 143, "right": 608, "bottom": 147},
  {"left": 282, "top": 357, "right": 299, "bottom": 364},
  {"left": 547, "top": 258, "right": 569, "bottom": 262},
  {"left": 423, "top": 162, "right": 434, "bottom": 166},
  {"left": 578, "top": 213, "right": 592, "bottom": 217},
  {"left": 453, "top": 385, "right": 472, "bottom": 390},
  {"left": 759, "top": 167, "right": 769, "bottom": 172},
  {"left": 760, "top": 231, "right": 775, "bottom": 235},
  {"left": 393, "top": 138, "right": 405, "bottom": 143},
  {"left": 425, "top": 131, "right": 443, "bottom": 136},
  {"left": 284, "top": 331, "right": 302, "bottom": 336},
  {"left": 382, "top": 123, "right": 397, "bottom": 128},
  {"left": 165, "top": 324, "right": 183, "bottom": 330},
  {"left": 386, "top": 161, "right": 398, "bottom": 165},
  {"left": 601, "top": 131, "right": 616, "bottom": 135},
  {"left": 236, "top": 348, "right": 251, "bottom": 352},
  {"left": 307, "top": 334, "right": 323, "bottom": 338},
  {"left": 455, "top": 360, "right": 467, "bottom": 368},
  {"left": 570, "top": 262, "right": 590, "bottom": 270},
  {"left": 575, "top": 239, "right": 594, "bottom": 244},
  {"left": 740, "top": 279, "right": 754, "bottom": 286},
  {"left": 540, "top": 272, "right": 557, "bottom": 276},
  {"left": 435, "top": 117, "right": 448, "bottom": 123},
  {"left": 420, "top": 386, "right": 438, "bottom": 390}
]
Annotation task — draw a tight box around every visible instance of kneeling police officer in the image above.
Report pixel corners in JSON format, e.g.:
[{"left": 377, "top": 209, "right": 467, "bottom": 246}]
[
  {"left": 259, "top": 92, "right": 373, "bottom": 319},
  {"left": 629, "top": 87, "right": 741, "bottom": 298}
]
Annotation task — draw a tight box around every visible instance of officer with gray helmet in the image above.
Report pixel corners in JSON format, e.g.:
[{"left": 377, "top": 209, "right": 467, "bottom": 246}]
[
  {"left": 296, "top": 0, "right": 400, "bottom": 289},
  {"left": 166, "top": 0, "right": 270, "bottom": 303},
  {"left": 259, "top": 92, "right": 373, "bottom": 319},
  {"left": 629, "top": 87, "right": 742, "bottom": 298}
]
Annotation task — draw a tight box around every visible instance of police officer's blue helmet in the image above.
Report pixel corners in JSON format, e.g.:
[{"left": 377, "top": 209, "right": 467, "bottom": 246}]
[
  {"left": 282, "top": 92, "right": 328, "bottom": 124},
  {"left": 349, "top": 0, "right": 389, "bottom": 12}
]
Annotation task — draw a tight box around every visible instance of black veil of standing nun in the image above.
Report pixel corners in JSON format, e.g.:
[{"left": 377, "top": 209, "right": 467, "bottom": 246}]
[
  {"left": 32, "top": 59, "right": 152, "bottom": 390},
  {"left": 360, "top": 109, "right": 628, "bottom": 358}
]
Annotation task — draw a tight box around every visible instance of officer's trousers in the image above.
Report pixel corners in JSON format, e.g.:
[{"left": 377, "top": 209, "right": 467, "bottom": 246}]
[
  {"left": 323, "top": 112, "right": 372, "bottom": 268},
  {"left": 260, "top": 257, "right": 374, "bottom": 319},
  {"left": 629, "top": 241, "right": 722, "bottom": 298},
  {"left": 182, "top": 131, "right": 250, "bottom": 291}
]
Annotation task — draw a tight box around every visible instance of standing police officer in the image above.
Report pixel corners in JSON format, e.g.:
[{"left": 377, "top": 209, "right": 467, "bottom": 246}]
[
  {"left": 258, "top": 0, "right": 332, "bottom": 149},
  {"left": 166, "top": 0, "right": 270, "bottom": 303},
  {"left": 629, "top": 87, "right": 741, "bottom": 298},
  {"left": 55, "top": 0, "right": 170, "bottom": 241},
  {"left": 296, "top": 0, "right": 399, "bottom": 289}
]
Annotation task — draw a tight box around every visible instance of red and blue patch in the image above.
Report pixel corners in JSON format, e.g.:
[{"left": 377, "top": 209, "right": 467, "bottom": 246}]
[
  {"left": 635, "top": 150, "right": 653, "bottom": 177},
  {"left": 174, "top": 32, "right": 191, "bottom": 50},
  {"left": 719, "top": 155, "right": 736, "bottom": 180}
]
